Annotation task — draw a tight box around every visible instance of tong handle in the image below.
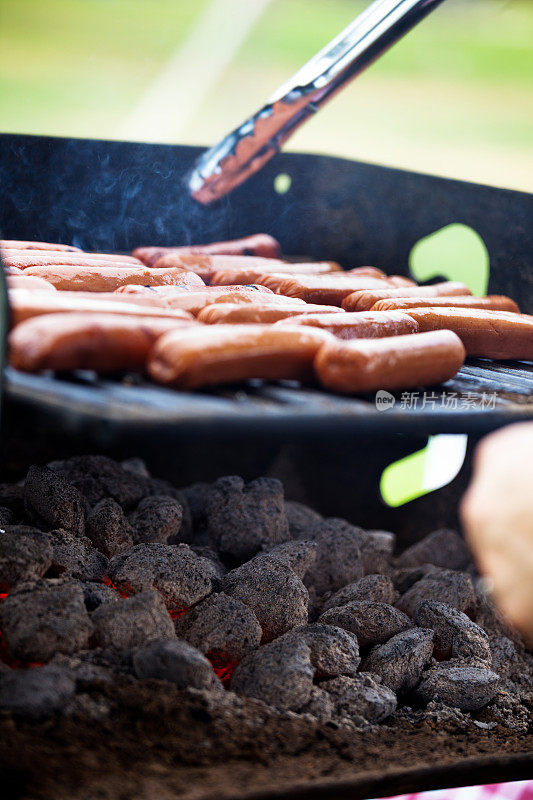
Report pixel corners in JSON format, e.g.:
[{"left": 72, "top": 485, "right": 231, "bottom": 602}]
[{"left": 187, "top": 0, "right": 446, "bottom": 204}]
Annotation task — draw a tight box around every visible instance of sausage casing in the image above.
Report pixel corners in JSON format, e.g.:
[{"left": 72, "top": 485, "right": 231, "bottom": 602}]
[
  {"left": 314, "top": 330, "right": 465, "bottom": 394},
  {"left": 276, "top": 310, "right": 418, "bottom": 339},
  {"left": 8, "top": 290, "right": 194, "bottom": 326},
  {"left": 225, "top": 273, "right": 389, "bottom": 306},
  {"left": 148, "top": 325, "right": 333, "bottom": 389},
  {"left": 133, "top": 234, "right": 282, "bottom": 265},
  {"left": 7, "top": 276, "right": 57, "bottom": 292},
  {"left": 197, "top": 302, "right": 343, "bottom": 325},
  {"left": 371, "top": 295, "right": 520, "bottom": 313},
  {"left": 9, "top": 313, "right": 196, "bottom": 373},
  {"left": 23, "top": 265, "right": 204, "bottom": 292},
  {"left": 0, "top": 240, "right": 81, "bottom": 252},
  {"left": 115, "top": 284, "right": 297, "bottom": 315},
  {"left": 342, "top": 282, "right": 472, "bottom": 311},
  {"left": 405, "top": 308, "right": 533, "bottom": 360},
  {"left": 2, "top": 251, "right": 142, "bottom": 269}
]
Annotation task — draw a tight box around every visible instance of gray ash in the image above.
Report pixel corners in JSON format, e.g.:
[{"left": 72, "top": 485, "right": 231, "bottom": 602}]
[{"left": 0, "top": 454, "right": 530, "bottom": 744}]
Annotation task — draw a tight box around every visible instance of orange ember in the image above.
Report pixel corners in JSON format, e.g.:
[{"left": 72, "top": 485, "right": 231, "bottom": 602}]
[{"left": 207, "top": 651, "right": 238, "bottom": 687}]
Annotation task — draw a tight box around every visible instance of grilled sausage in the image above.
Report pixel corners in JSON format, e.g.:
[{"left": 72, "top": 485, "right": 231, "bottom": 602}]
[
  {"left": 115, "top": 285, "right": 294, "bottom": 315},
  {"left": 197, "top": 302, "right": 343, "bottom": 325},
  {"left": 276, "top": 310, "right": 418, "bottom": 339},
  {"left": 133, "top": 234, "right": 282, "bottom": 265},
  {"left": 314, "top": 330, "right": 465, "bottom": 394},
  {"left": 153, "top": 254, "right": 342, "bottom": 282},
  {"left": 387, "top": 276, "right": 417, "bottom": 287},
  {"left": 148, "top": 325, "right": 333, "bottom": 389},
  {"left": 405, "top": 308, "right": 533, "bottom": 360},
  {"left": 371, "top": 295, "right": 520, "bottom": 313},
  {"left": 7, "top": 276, "right": 57, "bottom": 292},
  {"left": 0, "top": 240, "right": 82, "bottom": 252},
  {"left": 233, "top": 274, "right": 389, "bottom": 306},
  {"left": 8, "top": 290, "right": 195, "bottom": 326},
  {"left": 3, "top": 266, "right": 24, "bottom": 276},
  {"left": 2, "top": 250, "right": 142, "bottom": 269},
  {"left": 341, "top": 267, "right": 387, "bottom": 279},
  {"left": 23, "top": 265, "right": 204, "bottom": 292},
  {"left": 341, "top": 282, "right": 472, "bottom": 311},
  {"left": 10, "top": 313, "right": 196, "bottom": 373}
]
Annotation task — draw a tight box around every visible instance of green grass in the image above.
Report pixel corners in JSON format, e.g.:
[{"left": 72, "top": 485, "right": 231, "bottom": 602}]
[{"left": 1, "top": 0, "right": 532, "bottom": 191}]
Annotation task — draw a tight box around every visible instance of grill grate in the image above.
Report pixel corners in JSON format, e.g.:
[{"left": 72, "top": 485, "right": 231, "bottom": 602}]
[{"left": 5, "top": 358, "right": 533, "bottom": 440}]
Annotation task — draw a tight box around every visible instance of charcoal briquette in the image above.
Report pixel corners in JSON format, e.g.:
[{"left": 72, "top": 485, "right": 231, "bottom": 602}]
[
  {"left": 303, "top": 518, "right": 364, "bottom": 596},
  {"left": 396, "top": 569, "right": 476, "bottom": 619},
  {"left": 0, "top": 579, "right": 94, "bottom": 662},
  {"left": 322, "top": 575, "right": 399, "bottom": 613},
  {"left": 231, "top": 638, "right": 313, "bottom": 710},
  {"left": 49, "top": 529, "right": 108, "bottom": 582},
  {"left": 321, "top": 673, "right": 397, "bottom": 723},
  {"left": 221, "top": 554, "right": 308, "bottom": 641},
  {"left": 85, "top": 499, "right": 134, "bottom": 557},
  {"left": 108, "top": 543, "right": 219, "bottom": 610},
  {"left": 277, "top": 623, "right": 360, "bottom": 678},
  {"left": 205, "top": 476, "right": 290, "bottom": 562},
  {"left": 320, "top": 601, "right": 413, "bottom": 648},
  {"left": 128, "top": 495, "right": 183, "bottom": 545},
  {"left": 396, "top": 529, "right": 470, "bottom": 571},
  {"left": 133, "top": 638, "right": 223, "bottom": 692},
  {"left": 175, "top": 592, "right": 262, "bottom": 661},
  {"left": 24, "top": 465, "right": 86, "bottom": 536},
  {"left": 0, "top": 526, "right": 53, "bottom": 586},
  {"left": 92, "top": 589, "right": 175, "bottom": 650},
  {"left": 416, "top": 664, "right": 500, "bottom": 711},
  {"left": 414, "top": 601, "right": 491, "bottom": 666},
  {"left": 362, "top": 628, "right": 434, "bottom": 694}
]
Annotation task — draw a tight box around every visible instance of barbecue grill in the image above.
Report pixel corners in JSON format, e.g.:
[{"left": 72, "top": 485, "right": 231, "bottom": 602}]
[
  {"left": 0, "top": 132, "right": 532, "bottom": 797},
  {"left": 1, "top": 133, "right": 532, "bottom": 460}
]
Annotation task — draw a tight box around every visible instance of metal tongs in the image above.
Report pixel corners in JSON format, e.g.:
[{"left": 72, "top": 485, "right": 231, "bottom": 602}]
[{"left": 187, "top": 0, "right": 446, "bottom": 204}]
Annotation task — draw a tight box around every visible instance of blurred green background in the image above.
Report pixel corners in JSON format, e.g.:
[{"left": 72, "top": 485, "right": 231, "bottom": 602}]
[{"left": 1, "top": 0, "right": 532, "bottom": 192}]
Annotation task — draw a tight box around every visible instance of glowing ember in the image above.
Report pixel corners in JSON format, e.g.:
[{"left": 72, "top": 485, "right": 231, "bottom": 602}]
[
  {"left": 207, "top": 651, "right": 238, "bottom": 687},
  {"left": 102, "top": 576, "right": 131, "bottom": 599},
  {"left": 0, "top": 628, "right": 43, "bottom": 669},
  {"left": 168, "top": 606, "right": 189, "bottom": 620}
]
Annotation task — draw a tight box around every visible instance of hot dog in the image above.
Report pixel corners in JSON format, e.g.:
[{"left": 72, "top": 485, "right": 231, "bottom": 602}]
[
  {"left": 3, "top": 266, "right": 24, "bottom": 276},
  {"left": 371, "top": 295, "right": 520, "bottom": 313},
  {"left": 233, "top": 273, "right": 389, "bottom": 306},
  {"left": 148, "top": 325, "right": 333, "bottom": 389},
  {"left": 341, "top": 282, "right": 472, "bottom": 312},
  {"left": 115, "top": 285, "right": 296, "bottom": 315},
  {"left": 153, "top": 254, "right": 342, "bottom": 282},
  {"left": 197, "top": 302, "right": 343, "bottom": 325},
  {"left": 208, "top": 265, "right": 380, "bottom": 288},
  {"left": 276, "top": 310, "right": 418, "bottom": 339},
  {"left": 23, "top": 265, "right": 204, "bottom": 292},
  {"left": 2, "top": 251, "right": 142, "bottom": 269},
  {"left": 404, "top": 308, "right": 533, "bottom": 360},
  {"left": 0, "top": 240, "right": 82, "bottom": 252},
  {"left": 314, "top": 330, "right": 465, "bottom": 394},
  {"left": 8, "top": 290, "right": 195, "bottom": 326},
  {"left": 341, "top": 267, "right": 387, "bottom": 279},
  {"left": 7, "top": 276, "right": 57, "bottom": 292},
  {"left": 133, "top": 234, "right": 282, "bottom": 265},
  {"left": 387, "top": 276, "right": 418, "bottom": 288},
  {"left": 10, "top": 313, "right": 196, "bottom": 373}
]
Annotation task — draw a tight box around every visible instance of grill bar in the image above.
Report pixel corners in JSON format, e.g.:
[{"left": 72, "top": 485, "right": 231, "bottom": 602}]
[{"left": 5, "top": 356, "right": 533, "bottom": 442}]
